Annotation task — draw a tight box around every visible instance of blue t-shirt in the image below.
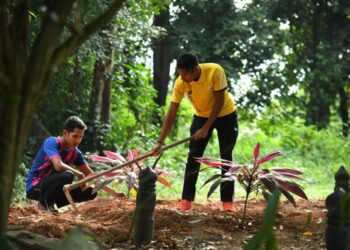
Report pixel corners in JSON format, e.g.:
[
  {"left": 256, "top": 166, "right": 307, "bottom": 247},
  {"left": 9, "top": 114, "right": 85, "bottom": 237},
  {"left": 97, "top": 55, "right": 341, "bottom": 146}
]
[{"left": 25, "top": 136, "right": 87, "bottom": 192}]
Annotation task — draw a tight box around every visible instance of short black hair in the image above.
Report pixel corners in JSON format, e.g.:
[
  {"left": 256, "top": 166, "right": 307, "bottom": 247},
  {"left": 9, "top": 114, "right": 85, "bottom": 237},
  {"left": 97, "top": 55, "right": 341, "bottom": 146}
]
[
  {"left": 64, "top": 116, "right": 87, "bottom": 132},
  {"left": 176, "top": 52, "right": 199, "bottom": 71}
]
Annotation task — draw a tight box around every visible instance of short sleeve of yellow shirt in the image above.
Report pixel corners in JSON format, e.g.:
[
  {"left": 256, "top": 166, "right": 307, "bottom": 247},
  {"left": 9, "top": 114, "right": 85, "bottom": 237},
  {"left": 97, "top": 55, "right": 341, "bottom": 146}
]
[{"left": 171, "top": 63, "right": 236, "bottom": 118}]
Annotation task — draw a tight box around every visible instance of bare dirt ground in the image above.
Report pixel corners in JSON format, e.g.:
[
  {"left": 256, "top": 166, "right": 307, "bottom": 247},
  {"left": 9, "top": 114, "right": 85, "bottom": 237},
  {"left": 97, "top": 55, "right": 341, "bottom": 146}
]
[{"left": 8, "top": 197, "right": 326, "bottom": 249}]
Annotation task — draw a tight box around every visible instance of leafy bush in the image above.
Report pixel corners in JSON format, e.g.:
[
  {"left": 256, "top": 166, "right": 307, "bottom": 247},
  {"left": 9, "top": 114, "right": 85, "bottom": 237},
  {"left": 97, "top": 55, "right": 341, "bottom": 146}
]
[
  {"left": 11, "top": 162, "right": 27, "bottom": 203},
  {"left": 198, "top": 143, "right": 308, "bottom": 222},
  {"left": 86, "top": 148, "right": 172, "bottom": 197}
]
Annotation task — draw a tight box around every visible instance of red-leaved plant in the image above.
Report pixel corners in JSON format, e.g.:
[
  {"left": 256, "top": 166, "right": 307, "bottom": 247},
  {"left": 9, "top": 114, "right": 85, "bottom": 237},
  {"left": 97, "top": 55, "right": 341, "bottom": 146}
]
[
  {"left": 86, "top": 148, "right": 171, "bottom": 197},
  {"left": 197, "top": 143, "right": 308, "bottom": 222}
]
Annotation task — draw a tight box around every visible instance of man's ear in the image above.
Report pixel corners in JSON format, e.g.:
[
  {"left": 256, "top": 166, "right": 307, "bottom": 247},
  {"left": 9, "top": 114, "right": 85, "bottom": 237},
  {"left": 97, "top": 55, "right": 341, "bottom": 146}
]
[{"left": 62, "top": 129, "right": 68, "bottom": 137}]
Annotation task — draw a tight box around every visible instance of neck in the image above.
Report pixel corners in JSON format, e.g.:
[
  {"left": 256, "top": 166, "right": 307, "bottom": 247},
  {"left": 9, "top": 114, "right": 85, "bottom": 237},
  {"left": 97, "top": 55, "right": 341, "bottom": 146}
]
[
  {"left": 194, "top": 66, "right": 201, "bottom": 81},
  {"left": 60, "top": 136, "right": 71, "bottom": 150}
]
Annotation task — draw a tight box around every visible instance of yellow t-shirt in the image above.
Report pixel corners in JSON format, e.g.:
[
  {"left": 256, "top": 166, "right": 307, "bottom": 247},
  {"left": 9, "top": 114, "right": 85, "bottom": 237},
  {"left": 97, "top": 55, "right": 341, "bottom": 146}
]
[{"left": 171, "top": 63, "right": 236, "bottom": 118}]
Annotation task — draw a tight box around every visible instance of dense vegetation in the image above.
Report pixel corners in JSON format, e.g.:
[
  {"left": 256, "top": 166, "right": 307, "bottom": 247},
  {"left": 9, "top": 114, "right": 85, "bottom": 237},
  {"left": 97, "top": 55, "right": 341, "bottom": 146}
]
[{"left": 1, "top": 1, "right": 349, "bottom": 244}]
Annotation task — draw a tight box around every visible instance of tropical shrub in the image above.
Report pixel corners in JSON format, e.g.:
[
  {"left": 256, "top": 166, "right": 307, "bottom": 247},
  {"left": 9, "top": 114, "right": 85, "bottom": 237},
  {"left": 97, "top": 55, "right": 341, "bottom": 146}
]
[
  {"left": 86, "top": 148, "right": 171, "bottom": 197},
  {"left": 198, "top": 143, "right": 308, "bottom": 221}
]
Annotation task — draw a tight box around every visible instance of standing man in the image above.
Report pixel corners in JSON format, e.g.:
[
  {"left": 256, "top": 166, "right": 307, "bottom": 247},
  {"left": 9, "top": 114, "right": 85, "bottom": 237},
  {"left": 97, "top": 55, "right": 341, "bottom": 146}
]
[
  {"left": 26, "top": 116, "right": 118, "bottom": 213},
  {"left": 153, "top": 52, "right": 238, "bottom": 211}
]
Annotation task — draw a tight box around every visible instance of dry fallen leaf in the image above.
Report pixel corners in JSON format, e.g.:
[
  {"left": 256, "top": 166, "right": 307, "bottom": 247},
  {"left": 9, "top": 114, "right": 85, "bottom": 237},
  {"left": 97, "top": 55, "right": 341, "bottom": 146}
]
[{"left": 303, "top": 231, "right": 313, "bottom": 236}]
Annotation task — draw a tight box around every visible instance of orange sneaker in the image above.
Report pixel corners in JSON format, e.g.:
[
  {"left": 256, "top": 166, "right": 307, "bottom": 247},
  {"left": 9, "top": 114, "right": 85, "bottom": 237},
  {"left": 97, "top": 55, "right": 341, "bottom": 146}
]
[
  {"left": 177, "top": 199, "right": 192, "bottom": 211},
  {"left": 222, "top": 202, "right": 235, "bottom": 212}
]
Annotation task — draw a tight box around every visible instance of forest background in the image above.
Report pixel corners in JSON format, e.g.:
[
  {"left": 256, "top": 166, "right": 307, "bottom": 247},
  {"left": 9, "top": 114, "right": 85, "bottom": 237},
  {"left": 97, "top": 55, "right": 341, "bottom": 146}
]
[{"left": 5, "top": 0, "right": 350, "bottom": 209}]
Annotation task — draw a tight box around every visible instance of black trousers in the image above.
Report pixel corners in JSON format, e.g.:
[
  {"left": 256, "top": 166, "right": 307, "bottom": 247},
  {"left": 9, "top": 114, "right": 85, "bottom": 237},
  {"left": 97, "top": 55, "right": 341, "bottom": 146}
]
[
  {"left": 26, "top": 171, "right": 97, "bottom": 208},
  {"left": 182, "top": 112, "right": 238, "bottom": 202}
]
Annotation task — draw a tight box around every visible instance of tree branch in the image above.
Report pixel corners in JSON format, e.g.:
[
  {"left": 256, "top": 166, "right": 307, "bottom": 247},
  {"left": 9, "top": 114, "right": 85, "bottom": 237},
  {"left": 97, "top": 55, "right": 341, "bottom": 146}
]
[
  {"left": 49, "top": 0, "right": 125, "bottom": 75},
  {"left": 25, "top": 0, "right": 74, "bottom": 91}
]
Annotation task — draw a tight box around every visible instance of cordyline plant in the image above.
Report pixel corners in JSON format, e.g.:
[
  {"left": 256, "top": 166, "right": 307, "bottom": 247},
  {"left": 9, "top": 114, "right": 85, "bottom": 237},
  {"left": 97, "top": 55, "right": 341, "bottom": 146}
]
[
  {"left": 197, "top": 143, "right": 308, "bottom": 222},
  {"left": 86, "top": 148, "right": 171, "bottom": 197}
]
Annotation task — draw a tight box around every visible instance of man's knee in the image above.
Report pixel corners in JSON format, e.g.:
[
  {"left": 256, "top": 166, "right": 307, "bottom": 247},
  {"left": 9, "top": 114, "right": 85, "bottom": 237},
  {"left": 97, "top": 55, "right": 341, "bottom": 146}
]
[
  {"left": 61, "top": 171, "right": 75, "bottom": 184},
  {"left": 84, "top": 187, "right": 97, "bottom": 201}
]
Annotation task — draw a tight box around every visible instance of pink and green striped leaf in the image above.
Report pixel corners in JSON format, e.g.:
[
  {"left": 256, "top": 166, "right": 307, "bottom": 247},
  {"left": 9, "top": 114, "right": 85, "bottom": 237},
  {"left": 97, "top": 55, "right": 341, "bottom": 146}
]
[
  {"left": 104, "top": 170, "right": 123, "bottom": 178},
  {"left": 256, "top": 151, "right": 282, "bottom": 165},
  {"left": 154, "top": 168, "right": 172, "bottom": 178},
  {"left": 270, "top": 168, "right": 303, "bottom": 175},
  {"left": 275, "top": 179, "right": 308, "bottom": 200},
  {"left": 103, "top": 150, "right": 126, "bottom": 162},
  {"left": 279, "top": 188, "right": 297, "bottom": 207},
  {"left": 86, "top": 154, "right": 114, "bottom": 163},
  {"left": 253, "top": 143, "right": 260, "bottom": 161}
]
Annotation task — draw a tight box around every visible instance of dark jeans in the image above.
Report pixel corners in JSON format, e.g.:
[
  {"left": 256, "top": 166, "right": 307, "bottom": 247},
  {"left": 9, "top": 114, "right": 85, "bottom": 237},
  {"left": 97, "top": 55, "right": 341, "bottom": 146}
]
[
  {"left": 182, "top": 112, "right": 238, "bottom": 202},
  {"left": 26, "top": 171, "right": 97, "bottom": 208}
]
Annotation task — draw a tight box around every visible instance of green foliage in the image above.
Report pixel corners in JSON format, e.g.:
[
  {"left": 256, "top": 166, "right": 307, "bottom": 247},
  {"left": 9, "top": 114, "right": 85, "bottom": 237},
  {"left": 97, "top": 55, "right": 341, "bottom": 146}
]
[
  {"left": 106, "top": 63, "right": 160, "bottom": 152},
  {"left": 171, "top": 0, "right": 282, "bottom": 79},
  {"left": 15, "top": 0, "right": 350, "bottom": 206},
  {"left": 0, "top": 236, "right": 16, "bottom": 250},
  {"left": 39, "top": 51, "right": 94, "bottom": 135},
  {"left": 170, "top": 0, "right": 350, "bottom": 134},
  {"left": 244, "top": 191, "right": 280, "bottom": 250},
  {"left": 11, "top": 163, "right": 27, "bottom": 203},
  {"left": 52, "top": 226, "right": 98, "bottom": 250},
  {"left": 262, "top": 0, "right": 350, "bottom": 129}
]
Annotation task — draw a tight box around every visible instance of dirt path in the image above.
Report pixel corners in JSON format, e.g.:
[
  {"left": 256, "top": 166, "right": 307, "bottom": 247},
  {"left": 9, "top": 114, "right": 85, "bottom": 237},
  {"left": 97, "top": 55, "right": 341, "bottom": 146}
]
[{"left": 8, "top": 197, "right": 327, "bottom": 249}]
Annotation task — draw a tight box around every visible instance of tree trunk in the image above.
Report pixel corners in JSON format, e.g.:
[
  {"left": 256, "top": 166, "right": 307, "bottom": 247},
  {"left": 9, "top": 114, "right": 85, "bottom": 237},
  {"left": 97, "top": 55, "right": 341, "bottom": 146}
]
[
  {"left": 100, "top": 47, "right": 115, "bottom": 124},
  {"left": 70, "top": 53, "right": 80, "bottom": 111},
  {"left": 306, "top": 0, "right": 330, "bottom": 129},
  {"left": 0, "top": 0, "right": 125, "bottom": 238},
  {"left": 84, "top": 25, "right": 115, "bottom": 153},
  {"left": 152, "top": 7, "right": 172, "bottom": 107},
  {"left": 338, "top": 83, "right": 349, "bottom": 137},
  {"left": 84, "top": 58, "right": 106, "bottom": 152}
]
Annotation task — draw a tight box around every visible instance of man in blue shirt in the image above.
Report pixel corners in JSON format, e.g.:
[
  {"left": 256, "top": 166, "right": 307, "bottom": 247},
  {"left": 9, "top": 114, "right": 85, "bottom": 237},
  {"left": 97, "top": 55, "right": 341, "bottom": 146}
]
[{"left": 26, "top": 116, "right": 116, "bottom": 212}]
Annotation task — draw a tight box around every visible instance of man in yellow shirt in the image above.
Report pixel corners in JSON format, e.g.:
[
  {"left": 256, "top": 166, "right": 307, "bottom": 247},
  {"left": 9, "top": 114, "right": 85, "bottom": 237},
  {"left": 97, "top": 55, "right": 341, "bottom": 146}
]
[{"left": 153, "top": 52, "right": 238, "bottom": 211}]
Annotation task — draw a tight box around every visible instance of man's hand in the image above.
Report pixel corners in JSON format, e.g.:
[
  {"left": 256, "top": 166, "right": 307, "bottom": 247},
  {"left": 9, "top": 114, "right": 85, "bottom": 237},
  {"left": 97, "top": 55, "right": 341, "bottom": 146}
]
[
  {"left": 151, "top": 141, "right": 163, "bottom": 156},
  {"left": 74, "top": 171, "right": 87, "bottom": 191},
  {"left": 193, "top": 127, "right": 209, "bottom": 140},
  {"left": 75, "top": 171, "right": 85, "bottom": 180}
]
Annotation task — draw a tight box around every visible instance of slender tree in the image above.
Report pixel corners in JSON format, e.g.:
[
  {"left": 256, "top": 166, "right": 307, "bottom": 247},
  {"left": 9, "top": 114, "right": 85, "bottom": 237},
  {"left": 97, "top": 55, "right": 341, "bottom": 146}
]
[{"left": 152, "top": 5, "right": 173, "bottom": 107}]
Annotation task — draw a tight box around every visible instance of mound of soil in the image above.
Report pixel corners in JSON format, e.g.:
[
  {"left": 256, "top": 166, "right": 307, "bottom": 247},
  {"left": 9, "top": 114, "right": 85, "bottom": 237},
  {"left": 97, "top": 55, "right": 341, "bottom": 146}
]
[{"left": 8, "top": 197, "right": 327, "bottom": 249}]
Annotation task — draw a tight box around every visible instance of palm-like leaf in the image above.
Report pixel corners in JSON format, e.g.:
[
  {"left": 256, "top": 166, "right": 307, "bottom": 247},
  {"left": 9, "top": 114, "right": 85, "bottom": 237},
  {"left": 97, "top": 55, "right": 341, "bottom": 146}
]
[
  {"left": 103, "top": 150, "right": 126, "bottom": 161},
  {"left": 201, "top": 174, "right": 222, "bottom": 189},
  {"left": 195, "top": 157, "right": 240, "bottom": 168},
  {"left": 279, "top": 188, "right": 297, "bottom": 207},
  {"left": 256, "top": 151, "right": 282, "bottom": 166},
  {"left": 253, "top": 143, "right": 260, "bottom": 161},
  {"left": 154, "top": 168, "right": 172, "bottom": 178},
  {"left": 86, "top": 154, "right": 115, "bottom": 163},
  {"left": 104, "top": 170, "right": 123, "bottom": 178},
  {"left": 275, "top": 179, "right": 308, "bottom": 200},
  {"left": 157, "top": 176, "right": 172, "bottom": 188},
  {"left": 270, "top": 168, "right": 303, "bottom": 175},
  {"left": 207, "top": 177, "right": 233, "bottom": 198}
]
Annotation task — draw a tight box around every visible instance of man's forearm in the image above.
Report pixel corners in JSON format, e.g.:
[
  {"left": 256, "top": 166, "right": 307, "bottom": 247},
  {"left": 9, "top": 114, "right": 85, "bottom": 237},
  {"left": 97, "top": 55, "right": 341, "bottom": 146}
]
[
  {"left": 57, "top": 163, "right": 81, "bottom": 176},
  {"left": 158, "top": 114, "right": 175, "bottom": 143}
]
